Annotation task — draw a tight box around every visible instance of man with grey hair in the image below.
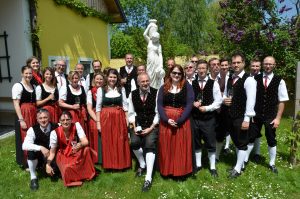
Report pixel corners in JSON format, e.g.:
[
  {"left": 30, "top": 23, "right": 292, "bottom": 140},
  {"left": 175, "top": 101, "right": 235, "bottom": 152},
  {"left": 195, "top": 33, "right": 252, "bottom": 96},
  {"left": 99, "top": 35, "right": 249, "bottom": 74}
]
[
  {"left": 75, "top": 63, "right": 88, "bottom": 93},
  {"left": 54, "top": 59, "right": 68, "bottom": 90},
  {"left": 22, "top": 109, "right": 59, "bottom": 191},
  {"left": 128, "top": 72, "right": 159, "bottom": 192},
  {"left": 184, "top": 61, "right": 197, "bottom": 84}
]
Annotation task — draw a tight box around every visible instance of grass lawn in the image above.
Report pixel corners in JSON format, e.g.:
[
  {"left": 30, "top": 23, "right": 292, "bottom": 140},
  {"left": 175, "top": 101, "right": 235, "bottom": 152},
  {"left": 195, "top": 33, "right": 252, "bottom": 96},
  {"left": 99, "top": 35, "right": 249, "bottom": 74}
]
[{"left": 0, "top": 118, "right": 299, "bottom": 198}]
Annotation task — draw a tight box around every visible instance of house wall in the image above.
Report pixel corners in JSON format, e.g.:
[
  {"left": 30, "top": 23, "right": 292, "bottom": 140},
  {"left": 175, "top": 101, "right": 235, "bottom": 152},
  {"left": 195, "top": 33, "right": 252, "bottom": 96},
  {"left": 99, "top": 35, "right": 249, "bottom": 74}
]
[
  {"left": 37, "top": 0, "right": 110, "bottom": 70},
  {"left": 0, "top": 0, "right": 32, "bottom": 125}
]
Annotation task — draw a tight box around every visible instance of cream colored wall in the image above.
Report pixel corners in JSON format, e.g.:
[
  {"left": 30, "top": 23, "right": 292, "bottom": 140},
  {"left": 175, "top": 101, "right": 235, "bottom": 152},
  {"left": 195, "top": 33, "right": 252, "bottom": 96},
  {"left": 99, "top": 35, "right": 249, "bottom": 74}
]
[{"left": 37, "top": 0, "right": 110, "bottom": 70}]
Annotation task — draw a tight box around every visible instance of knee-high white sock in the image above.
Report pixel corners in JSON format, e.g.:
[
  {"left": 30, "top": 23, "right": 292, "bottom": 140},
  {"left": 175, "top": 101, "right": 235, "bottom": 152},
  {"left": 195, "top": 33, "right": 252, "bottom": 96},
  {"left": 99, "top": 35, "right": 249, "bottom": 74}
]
[
  {"left": 208, "top": 152, "right": 216, "bottom": 170},
  {"left": 27, "top": 159, "right": 38, "bottom": 180},
  {"left": 234, "top": 150, "right": 247, "bottom": 173},
  {"left": 254, "top": 138, "right": 261, "bottom": 155},
  {"left": 244, "top": 143, "right": 254, "bottom": 163},
  {"left": 268, "top": 146, "right": 277, "bottom": 166},
  {"left": 216, "top": 142, "right": 223, "bottom": 160},
  {"left": 195, "top": 149, "right": 202, "bottom": 167},
  {"left": 224, "top": 135, "right": 231, "bottom": 149},
  {"left": 133, "top": 148, "right": 146, "bottom": 168},
  {"left": 145, "top": 152, "right": 155, "bottom": 182}
]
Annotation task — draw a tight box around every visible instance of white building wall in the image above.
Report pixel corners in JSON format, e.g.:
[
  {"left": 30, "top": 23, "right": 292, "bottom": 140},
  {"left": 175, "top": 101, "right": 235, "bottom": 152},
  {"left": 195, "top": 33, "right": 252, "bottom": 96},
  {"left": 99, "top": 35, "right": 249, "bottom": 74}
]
[{"left": 0, "top": 0, "right": 32, "bottom": 124}]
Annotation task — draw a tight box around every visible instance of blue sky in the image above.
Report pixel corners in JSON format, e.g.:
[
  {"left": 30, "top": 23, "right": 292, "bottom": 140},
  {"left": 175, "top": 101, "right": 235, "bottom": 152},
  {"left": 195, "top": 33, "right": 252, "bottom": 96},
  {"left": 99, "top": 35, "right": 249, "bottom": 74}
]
[{"left": 277, "top": 0, "right": 298, "bottom": 19}]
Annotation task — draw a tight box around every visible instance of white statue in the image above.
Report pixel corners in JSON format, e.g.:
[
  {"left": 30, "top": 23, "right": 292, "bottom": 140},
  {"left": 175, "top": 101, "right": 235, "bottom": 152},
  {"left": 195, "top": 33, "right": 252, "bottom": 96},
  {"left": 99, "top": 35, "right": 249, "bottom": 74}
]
[{"left": 143, "top": 19, "right": 165, "bottom": 89}]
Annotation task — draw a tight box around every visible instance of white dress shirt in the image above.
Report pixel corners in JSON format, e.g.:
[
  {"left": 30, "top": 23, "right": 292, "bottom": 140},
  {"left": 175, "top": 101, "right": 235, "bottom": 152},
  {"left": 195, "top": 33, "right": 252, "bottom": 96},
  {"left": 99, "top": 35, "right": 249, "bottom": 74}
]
[
  {"left": 22, "top": 123, "right": 53, "bottom": 151},
  {"left": 262, "top": 72, "right": 289, "bottom": 102},
  {"left": 49, "top": 122, "right": 86, "bottom": 148},
  {"left": 95, "top": 86, "right": 128, "bottom": 112},
  {"left": 128, "top": 89, "right": 159, "bottom": 125},
  {"left": 198, "top": 76, "right": 222, "bottom": 112},
  {"left": 78, "top": 76, "right": 88, "bottom": 94},
  {"left": 55, "top": 71, "right": 67, "bottom": 91},
  {"left": 223, "top": 70, "right": 257, "bottom": 122}
]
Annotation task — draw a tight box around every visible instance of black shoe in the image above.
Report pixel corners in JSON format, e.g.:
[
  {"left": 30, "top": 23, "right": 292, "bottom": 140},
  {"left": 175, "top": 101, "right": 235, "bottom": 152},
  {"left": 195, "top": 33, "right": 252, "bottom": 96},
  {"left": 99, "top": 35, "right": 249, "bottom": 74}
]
[
  {"left": 269, "top": 165, "right": 278, "bottom": 174},
  {"left": 142, "top": 180, "right": 152, "bottom": 192},
  {"left": 253, "top": 154, "right": 262, "bottom": 164},
  {"left": 209, "top": 169, "right": 218, "bottom": 178},
  {"left": 196, "top": 166, "right": 202, "bottom": 173},
  {"left": 30, "top": 178, "right": 39, "bottom": 191},
  {"left": 223, "top": 148, "right": 231, "bottom": 155},
  {"left": 228, "top": 169, "right": 241, "bottom": 178},
  {"left": 226, "top": 167, "right": 234, "bottom": 173},
  {"left": 135, "top": 167, "right": 146, "bottom": 177}
]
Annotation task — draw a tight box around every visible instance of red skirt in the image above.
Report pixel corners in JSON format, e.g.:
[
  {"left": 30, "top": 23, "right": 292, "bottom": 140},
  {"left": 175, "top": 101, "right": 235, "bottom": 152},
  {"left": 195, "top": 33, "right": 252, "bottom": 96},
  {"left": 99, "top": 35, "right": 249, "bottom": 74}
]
[
  {"left": 100, "top": 107, "right": 131, "bottom": 169},
  {"left": 43, "top": 103, "right": 61, "bottom": 123},
  {"left": 56, "top": 147, "right": 97, "bottom": 187},
  {"left": 69, "top": 107, "right": 88, "bottom": 135},
  {"left": 88, "top": 109, "right": 101, "bottom": 163},
  {"left": 19, "top": 103, "right": 37, "bottom": 166},
  {"left": 159, "top": 106, "right": 193, "bottom": 176}
]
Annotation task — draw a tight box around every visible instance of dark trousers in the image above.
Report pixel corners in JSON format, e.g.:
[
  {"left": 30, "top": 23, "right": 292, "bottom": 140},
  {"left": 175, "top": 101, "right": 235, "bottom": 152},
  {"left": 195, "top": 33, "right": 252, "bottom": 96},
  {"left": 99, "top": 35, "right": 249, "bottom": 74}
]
[
  {"left": 228, "top": 117, "right": 249, "bottom": 151},
  {"left": 216, "top": 105, "right": 230, "bottom": 142},
  {"left": 249, "top": 117, "right": 277, "bottom": 147},
  {"left": 27, "top": 150, "right": 59, "bottom": 174},
  {"left": 130, "top": 127, "right": 158, "bottom": 153},
  {"left": 191, "top": 117, "right": 216, "bottom": 152}
]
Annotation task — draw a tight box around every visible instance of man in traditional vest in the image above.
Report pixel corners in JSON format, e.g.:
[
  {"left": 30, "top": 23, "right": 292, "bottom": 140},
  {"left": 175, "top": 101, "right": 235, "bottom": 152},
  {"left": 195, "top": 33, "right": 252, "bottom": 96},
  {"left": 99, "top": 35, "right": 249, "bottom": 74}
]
[
  {"left": 22, "top": 109, "right": 59, "bottom": 190},
  {"left": 223, "top": 52, "right": 256, "bottom": 178},
  {"left": 128, "top": 72, "right": 159, "bottom": 192},
  {"left": 119, "top": 53, "right": 138, "bottom": 99},
  {"left": 247, "top": 56, "right": 289, "bottom": 173},
  {"left": 54, "top": 59, "right": 68, "bottom": 91},
  {"left": 191, "top": 60, "right": 222, "bottom": 177}
]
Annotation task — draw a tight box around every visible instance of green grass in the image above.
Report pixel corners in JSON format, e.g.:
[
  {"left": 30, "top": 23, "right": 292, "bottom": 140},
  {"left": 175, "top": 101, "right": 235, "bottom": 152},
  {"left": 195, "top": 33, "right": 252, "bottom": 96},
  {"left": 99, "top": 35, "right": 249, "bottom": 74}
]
[{"left": 0, "top": 118, "right": 300, "bottom": 198}]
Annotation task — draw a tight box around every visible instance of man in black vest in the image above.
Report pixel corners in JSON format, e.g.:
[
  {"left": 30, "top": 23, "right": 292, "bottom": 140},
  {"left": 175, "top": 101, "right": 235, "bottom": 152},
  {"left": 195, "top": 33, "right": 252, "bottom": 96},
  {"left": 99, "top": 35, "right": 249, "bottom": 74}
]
[
  {"left": 223, "top": 52, "right": 257, "bottom": 178},
  {"left": 128, "top": 73, "right": 158, "bottom": 192},
  {"left": 192, "top": 60, "right": 222, "bottom": 177},
  {"left": 54, "top": 59, "right": 68, "bottom": 91},
  {"left": 247, "top": 56, "right": 289, "bottom": 173},
  {"left": 86, "top": 59, "right": 102, "bottom": 90},
  {"left": 22, "top": 109, "right": 59, "bottom": 190},
  {"left": 119, "top": 53, "right": 138, "bottom": 98}
]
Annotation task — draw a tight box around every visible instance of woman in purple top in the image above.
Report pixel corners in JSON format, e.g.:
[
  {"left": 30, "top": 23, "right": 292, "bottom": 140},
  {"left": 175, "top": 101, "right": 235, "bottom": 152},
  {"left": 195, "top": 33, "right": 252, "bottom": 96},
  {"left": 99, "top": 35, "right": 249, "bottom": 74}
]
[{"left": 157, "top": 64, "right": 194, "bottom": 177}]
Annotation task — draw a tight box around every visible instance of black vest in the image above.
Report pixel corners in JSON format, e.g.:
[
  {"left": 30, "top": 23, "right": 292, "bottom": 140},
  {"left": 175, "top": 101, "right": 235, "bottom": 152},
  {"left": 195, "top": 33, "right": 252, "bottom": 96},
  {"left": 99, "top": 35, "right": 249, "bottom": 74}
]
[
  {"left": 254, "top": 74, "right": 281, "bottom": 119},
  {"left": 119, "top": 66, "right": 137, "bottom": 98},
  {"left": 19, "top": 83, "right": 36, "bottom": 104},
  {"left": 227, "top": 73, "right": 249, "bottom": 119},
  {"left": 163, "top": 84, "right": 187, "bottom": 108},
  {"left": 191, "top": 79, "right": 215, "bottom": 120},
  {"left": 132, "top": 87, "right": 157, "bottom": 128},
  {"left": 102, "top": 88, "right": 122, "bottom": 107},
  {"left": 65, "top": 85, "right": 86, "bottom": 105},
  {"left": 32, "top": 123, "right": 59, "bottom": 149},
  {"left": 89, "top": 73, "right": 94, "bottom": 90},
  {"left": 41, "top": 85, "right": 59, "bottom": 105}
]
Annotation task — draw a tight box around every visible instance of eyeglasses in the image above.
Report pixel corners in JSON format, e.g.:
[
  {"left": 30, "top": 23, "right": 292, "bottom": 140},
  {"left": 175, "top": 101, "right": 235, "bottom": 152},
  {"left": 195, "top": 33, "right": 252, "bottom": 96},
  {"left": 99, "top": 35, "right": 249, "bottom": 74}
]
[
  {"left": 184, "top": 66, "right": 194, "bottom": 70},
  {"left": 60, "top": 118, "right": 71, "bottom": 122},
  {"left": 56, "top": 64, "right": 66, "bottom": 67},
  {"left": 171, "top": 71, "right": 182, "bottom": 76},
  {"left": 263, "top": 63, "right": 275, "bottom": 66},
  {"left": 191, "top": 60, "right": 198, "bottom": 63}
]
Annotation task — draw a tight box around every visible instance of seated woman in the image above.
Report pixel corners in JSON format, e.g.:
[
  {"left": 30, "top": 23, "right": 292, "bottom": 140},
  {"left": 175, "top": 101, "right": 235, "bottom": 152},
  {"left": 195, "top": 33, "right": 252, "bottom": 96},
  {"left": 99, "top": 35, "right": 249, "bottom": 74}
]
[
  {"left": 36, "top": 67, "right": 60, "bottom": 123},
  {"left": 46, "top": 111, "right": 97, "bottom": 187}
]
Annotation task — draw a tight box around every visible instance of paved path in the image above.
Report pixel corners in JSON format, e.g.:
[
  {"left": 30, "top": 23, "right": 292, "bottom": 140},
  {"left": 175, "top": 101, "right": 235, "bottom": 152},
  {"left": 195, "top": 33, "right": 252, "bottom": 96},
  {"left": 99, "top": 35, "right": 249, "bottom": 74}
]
[{"left": 0, "top": 126, "right": 15, "bottom": 140}]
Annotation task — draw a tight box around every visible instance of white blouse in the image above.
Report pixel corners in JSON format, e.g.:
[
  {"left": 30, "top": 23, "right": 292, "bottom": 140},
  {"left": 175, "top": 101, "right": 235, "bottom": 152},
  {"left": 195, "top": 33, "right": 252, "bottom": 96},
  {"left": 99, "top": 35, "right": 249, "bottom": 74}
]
[
  {"left": 59, "top": 84, "right": 83, "bottom": 101},
  {"left": 12, "top": 82, "right": 34, "bottom": 100},
  {"left": 35, "top": 84, "right": 56, "bottom": 100}
]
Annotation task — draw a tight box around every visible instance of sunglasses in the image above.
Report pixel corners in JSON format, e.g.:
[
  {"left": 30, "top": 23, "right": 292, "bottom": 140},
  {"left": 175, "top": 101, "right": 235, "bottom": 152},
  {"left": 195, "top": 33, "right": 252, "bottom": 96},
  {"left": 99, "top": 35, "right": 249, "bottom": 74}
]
[
  {"left": 191, "top": 61, "right": 198, "bottom": 63},
  {"left": 171, "top": 71, "right": 182, "bottom": 76},
  {"left": 185, "top": 66, "right": 194, "bottom": 70}
]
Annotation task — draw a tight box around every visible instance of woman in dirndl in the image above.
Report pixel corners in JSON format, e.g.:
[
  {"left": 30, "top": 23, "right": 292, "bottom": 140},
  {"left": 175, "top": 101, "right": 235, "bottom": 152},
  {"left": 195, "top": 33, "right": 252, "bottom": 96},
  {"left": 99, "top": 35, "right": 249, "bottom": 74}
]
[
  {"left": 157, "top": 64, "right": 194, "bottom": 177},
  {"left": 87, "top": 72, "right": 105, "bottom": 164},
  {"left": 26, "top": 56, "right": 43, "bottom": 87},
  {"left": 96, "top": 68, "right": 131, "bottom": 170},
  {"left": 47, "top": 111, "right": 97, "bottom": 187},
  {"left": 58, "top": 71, "right": 88, "bottom": 133},
  {"left": 12, "top": 65, "right": 37, "bottom": 167},
  {"left": 36, "top": 67, "right": 60, "bottom": 123}
]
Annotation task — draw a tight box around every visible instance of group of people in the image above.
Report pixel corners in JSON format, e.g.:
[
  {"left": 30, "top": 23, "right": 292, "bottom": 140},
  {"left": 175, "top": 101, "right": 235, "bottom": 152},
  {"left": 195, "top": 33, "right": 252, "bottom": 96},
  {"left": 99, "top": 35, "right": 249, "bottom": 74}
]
[{"left": 12, "top": 52, "right": 289, "bottom": 192}]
